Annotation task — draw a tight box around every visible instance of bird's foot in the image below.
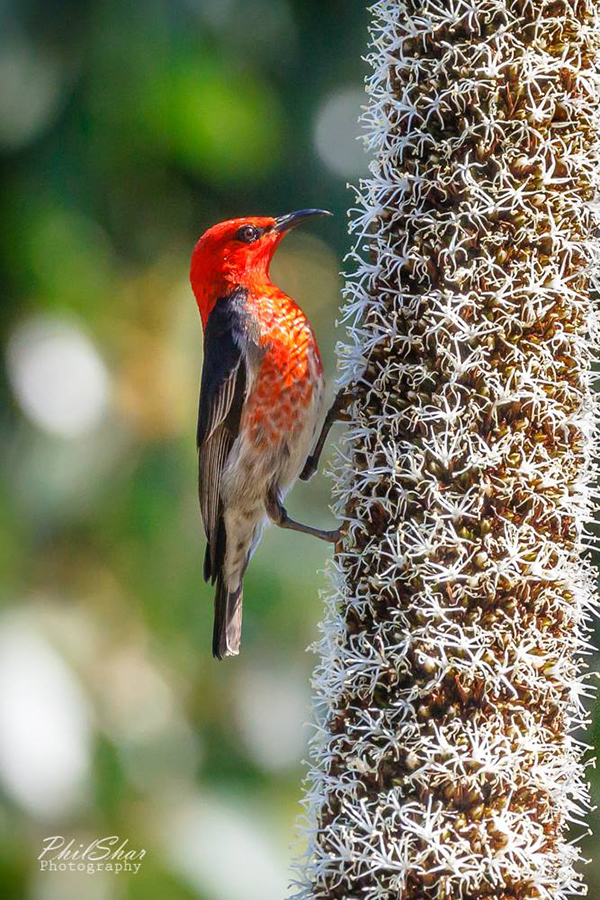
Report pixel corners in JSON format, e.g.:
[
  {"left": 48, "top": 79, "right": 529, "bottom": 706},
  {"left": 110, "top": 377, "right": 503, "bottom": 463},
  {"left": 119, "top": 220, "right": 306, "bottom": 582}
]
[{"left": 266, "top": 490, "right": 343, "bottom": 545}]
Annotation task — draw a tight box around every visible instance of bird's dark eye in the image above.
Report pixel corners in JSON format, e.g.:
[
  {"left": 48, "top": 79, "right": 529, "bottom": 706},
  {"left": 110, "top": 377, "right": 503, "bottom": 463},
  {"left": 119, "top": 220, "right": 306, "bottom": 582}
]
[{"left": 236, "top": 225, "right": 260, "bottom": 244}]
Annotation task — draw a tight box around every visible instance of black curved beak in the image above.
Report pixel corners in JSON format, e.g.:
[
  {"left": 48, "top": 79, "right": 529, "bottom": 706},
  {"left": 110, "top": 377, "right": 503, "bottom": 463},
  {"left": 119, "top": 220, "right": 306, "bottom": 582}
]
[{"left": 274, "top": 209, "right": 333, "bottom": 234}]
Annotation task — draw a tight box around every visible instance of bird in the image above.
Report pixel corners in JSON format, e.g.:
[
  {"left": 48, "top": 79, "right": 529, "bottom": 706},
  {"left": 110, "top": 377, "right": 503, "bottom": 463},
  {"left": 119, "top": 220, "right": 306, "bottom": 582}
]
[{"left": 190, "top": 210, "right": 347, "bottom": 659}]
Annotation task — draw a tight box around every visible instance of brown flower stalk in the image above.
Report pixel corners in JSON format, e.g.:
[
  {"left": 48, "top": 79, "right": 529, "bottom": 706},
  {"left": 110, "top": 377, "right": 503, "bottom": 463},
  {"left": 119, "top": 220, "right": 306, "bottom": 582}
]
[{"left": 292, "top": 1, "right": 600, "bottom": 898}]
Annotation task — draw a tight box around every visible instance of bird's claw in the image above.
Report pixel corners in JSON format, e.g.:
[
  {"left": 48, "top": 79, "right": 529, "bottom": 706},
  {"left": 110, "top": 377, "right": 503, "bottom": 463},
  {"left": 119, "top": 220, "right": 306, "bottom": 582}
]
[{"left": 300, "top": 455, "right": 317, "bottom": 481}]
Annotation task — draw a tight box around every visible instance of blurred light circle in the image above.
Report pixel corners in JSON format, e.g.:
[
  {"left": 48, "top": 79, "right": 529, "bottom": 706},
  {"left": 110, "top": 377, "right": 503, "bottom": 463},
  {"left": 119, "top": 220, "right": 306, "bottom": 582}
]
[
  {"left": 189, "top": 0, "right": 296, "bottom": 52},
  {"left": 189, "top": 0, "right": 239, "bottom": 27},
  {"left": 0, "top": 615, "right": 91, "bottom": 819},
  {"left": 0, "top": 34, "right": 65, "bottom": 150},
  {"left": 30, "top": 869, "right": 113, "bottom": 900},
  {"left": 97, "top": 647, "right": 202, "bottom": 791},
  {"left": 163, "top": 794, "right": 289, "bottom": 900},
  {"left": 7, "top": 317, "right": 110, "bottom": 438},
  {"left": 235, "top": 666, "right": 308, "bottom": 771},
  {"left": 314, "top": 87, "right": 367, "bottom": 178}
]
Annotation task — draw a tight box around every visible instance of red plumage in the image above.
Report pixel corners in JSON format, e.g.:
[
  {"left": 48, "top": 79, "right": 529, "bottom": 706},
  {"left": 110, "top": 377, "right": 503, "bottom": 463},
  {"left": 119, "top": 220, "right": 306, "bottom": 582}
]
[{"left": 190, "top": 211, "right": 331, "bottom": 658}]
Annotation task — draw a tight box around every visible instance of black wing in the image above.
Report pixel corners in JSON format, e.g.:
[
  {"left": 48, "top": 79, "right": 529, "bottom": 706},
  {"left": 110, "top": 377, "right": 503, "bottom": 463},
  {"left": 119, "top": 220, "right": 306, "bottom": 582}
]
[{"left": 197, "top": 291, "right": 249, "bottom": 584}]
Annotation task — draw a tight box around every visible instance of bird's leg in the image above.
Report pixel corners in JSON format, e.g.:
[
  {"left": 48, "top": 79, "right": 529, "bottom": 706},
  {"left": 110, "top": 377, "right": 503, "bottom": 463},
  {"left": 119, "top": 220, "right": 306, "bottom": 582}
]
[
  {"left": 300, "top": 387, "right": 353, "bottom": 482},
  {"left": 266, "top": 487, "right": 341, "bottom": 544}
]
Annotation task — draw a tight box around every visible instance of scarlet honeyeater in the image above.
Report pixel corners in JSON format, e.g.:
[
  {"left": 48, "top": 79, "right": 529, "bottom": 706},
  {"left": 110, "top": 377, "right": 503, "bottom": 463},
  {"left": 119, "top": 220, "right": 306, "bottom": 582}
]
[{"left": 190, "top": 210, "right": 342, "bottom": 659}]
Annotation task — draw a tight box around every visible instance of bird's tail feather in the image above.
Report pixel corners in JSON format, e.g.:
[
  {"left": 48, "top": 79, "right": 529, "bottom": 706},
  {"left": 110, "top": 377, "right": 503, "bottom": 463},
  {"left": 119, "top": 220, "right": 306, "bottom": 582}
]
[{"left": 212, "top": 577, "right": 243, "bottom": 660}]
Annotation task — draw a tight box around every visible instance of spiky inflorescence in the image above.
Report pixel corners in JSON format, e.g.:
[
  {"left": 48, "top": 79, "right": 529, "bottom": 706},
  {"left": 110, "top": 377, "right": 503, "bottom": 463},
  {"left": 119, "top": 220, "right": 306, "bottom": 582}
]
[{"left": 292, "top": 1, "right": 600, "bottom": 899}]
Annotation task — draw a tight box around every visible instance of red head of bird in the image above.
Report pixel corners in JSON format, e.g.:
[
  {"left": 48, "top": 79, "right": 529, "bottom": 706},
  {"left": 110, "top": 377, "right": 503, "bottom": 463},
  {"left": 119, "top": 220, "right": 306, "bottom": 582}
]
[{"left": 190, "top": 210, "right": 331, "bottom": 327}]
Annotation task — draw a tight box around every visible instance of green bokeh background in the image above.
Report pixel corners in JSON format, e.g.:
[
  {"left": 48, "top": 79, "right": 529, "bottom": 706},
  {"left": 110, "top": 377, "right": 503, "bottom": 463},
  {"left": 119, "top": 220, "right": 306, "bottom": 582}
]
[{"left": 1, "top": 2, "right": 599, "bottom": 898}]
